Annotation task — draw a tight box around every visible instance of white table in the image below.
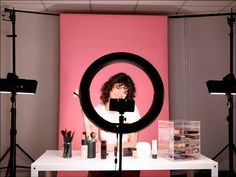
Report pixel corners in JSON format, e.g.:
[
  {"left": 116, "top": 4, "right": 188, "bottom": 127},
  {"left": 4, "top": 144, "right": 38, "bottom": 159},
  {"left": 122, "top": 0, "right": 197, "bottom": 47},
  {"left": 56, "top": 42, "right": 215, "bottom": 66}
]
[{"left": 31, "top": 150, "right": 218, "bottom": 177}]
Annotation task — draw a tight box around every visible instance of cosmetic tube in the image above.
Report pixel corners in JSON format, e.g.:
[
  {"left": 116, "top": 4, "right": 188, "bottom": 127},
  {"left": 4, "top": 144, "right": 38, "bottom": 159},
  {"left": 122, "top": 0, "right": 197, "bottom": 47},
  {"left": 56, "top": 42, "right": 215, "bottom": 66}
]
[
  {"left": 81, "top": 139, "right": 88, "bottom": 159},
  {"left": 152, "top": 139, "right": 157, "bottom": 159},
  {"left": 101, "top": 140, "right": 107, "bottom": 159}
]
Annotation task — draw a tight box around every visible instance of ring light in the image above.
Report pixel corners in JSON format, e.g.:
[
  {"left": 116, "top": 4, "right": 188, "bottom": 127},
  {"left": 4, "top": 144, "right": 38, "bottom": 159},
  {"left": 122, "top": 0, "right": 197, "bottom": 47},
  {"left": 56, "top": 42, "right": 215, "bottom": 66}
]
[{"left": 79, "top": 52, "right": 164, "bottom": 133}]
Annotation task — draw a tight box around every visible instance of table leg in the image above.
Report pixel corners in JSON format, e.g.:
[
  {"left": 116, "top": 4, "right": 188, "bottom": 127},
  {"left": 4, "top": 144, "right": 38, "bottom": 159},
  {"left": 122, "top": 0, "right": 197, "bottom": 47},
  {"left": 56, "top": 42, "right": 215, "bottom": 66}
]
[
  {"left": 31, "top": 166, "right": 39, "bottom": 177},
  {"left": 187, "top": 170, "right": 194, "bottom": 177},
  {"left": 211, "top": 163, "right": 218, "bottom": 177},
  {"left": 45, "top": 171, "right": 54, "bottom": 177}
]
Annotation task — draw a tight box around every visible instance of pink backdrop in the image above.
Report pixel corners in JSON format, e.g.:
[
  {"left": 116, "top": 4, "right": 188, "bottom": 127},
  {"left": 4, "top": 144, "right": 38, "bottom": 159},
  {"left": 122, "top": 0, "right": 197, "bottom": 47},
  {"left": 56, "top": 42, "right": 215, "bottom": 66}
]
[{"left": 59, "top": 14, "right": 169, "bottom": 177}]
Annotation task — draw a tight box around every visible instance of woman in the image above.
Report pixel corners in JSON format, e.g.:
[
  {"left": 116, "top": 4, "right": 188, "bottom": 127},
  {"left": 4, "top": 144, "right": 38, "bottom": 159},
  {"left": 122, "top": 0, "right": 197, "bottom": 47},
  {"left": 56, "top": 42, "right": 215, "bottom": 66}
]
[{"left": 83, "top": 72, "right": 141, "bottom": 177}]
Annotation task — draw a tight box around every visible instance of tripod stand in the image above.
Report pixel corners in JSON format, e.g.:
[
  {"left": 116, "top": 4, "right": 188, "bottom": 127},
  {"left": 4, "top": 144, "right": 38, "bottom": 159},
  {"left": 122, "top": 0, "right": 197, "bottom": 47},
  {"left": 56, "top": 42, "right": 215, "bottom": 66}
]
[
  {"left": 212, "top": 93, "right": 236, "bottom": 177},
  {"left": 0, "top": 92, "right": 35, "bottom": 177},
  {"left": 0, "top": 8, "right": 35, "bottom": 177}
]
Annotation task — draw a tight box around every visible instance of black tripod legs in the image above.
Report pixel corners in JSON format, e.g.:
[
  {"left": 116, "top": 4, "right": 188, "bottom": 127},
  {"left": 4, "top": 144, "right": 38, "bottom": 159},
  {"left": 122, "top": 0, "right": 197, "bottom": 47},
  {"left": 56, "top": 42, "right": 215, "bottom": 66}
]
[
  {"left": 16, "top": 144, "right": 34, "bottom": 162},
  {"left": 0, "top": 148, "right": 10, "bottom": 167},
  {"left": 0, "top": 144, "right": 35, "bottom": 177},
  {"left": 213, "top": 144, "right": 229, "bottom": 160},
  {"left": 233, "top": 144, "right": 236, "bottom": 154}
]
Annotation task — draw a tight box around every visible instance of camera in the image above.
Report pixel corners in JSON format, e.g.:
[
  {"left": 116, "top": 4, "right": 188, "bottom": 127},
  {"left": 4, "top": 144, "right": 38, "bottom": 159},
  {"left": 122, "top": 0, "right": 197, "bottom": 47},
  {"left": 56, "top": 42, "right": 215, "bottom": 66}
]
[{"left": 109, "top": 98, "right": 135, "bottom": 113}]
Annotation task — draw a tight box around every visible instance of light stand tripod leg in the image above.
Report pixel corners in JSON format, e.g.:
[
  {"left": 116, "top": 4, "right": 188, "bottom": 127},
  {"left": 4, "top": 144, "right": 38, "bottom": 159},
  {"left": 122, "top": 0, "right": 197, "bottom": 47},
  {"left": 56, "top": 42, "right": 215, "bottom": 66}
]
[
  {"left": 233, "top": 145, "right": 236, "bottom": 153},
  {"left": 5, "top": 159, "right": 10, "bottom": 177},
  {"left": 213, "top": 144, "right": 229, "bottom": 160},
  {"left": 0, "top": 148, "right": 10, "bottom": 163},
  {"left": 16, "top": 144, "right": 34, "bottom": 162},
  {"left": 0, "top": 145, "right": 34, "bottom": 171}
]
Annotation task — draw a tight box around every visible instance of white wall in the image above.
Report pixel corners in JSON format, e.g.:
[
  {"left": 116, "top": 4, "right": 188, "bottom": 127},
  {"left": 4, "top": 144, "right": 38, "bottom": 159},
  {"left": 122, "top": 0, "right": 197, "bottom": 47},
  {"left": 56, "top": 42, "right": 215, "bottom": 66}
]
[{"left": 0, "top": 12, "right": 235, "bottom": 177}]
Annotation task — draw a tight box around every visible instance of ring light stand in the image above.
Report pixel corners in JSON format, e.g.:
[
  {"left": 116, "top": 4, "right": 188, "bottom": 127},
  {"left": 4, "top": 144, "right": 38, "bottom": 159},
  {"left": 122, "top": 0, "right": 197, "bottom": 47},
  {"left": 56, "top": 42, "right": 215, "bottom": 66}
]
[
  {"left": 117, "top": 112, "right": 125, "bottom": 175},
  {"left": 79, "top": 52, "right": 164, "bottom": 176}
]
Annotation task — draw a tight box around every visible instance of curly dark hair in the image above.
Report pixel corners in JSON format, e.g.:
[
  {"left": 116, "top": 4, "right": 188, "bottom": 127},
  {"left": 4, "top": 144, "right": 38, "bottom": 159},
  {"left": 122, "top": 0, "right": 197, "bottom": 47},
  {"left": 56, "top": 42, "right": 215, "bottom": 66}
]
[{"left": 100, "top": 73, "right": 136, "bottom": 104}]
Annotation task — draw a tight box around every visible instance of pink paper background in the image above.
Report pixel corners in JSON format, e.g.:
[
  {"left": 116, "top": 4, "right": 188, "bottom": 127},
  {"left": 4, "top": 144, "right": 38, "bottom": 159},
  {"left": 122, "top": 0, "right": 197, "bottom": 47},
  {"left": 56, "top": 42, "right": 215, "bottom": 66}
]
[{"left": 59, "top": 14, "right": 169, "bottom": 177}]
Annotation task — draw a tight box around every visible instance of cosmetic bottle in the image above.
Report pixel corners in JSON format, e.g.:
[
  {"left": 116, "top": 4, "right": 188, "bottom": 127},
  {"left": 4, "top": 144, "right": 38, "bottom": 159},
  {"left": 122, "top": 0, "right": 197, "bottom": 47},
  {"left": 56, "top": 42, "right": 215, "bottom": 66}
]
[
  {"left": 81, "top": 139, "right": 88, "bottom": 159},
  {"left": 101, "top": 140, "right": 107, "bottom": 159},
  {"left": 132, "top": 148, "right": 137, "bottom": 158},
  {"left": 152, "top": 139, "right": 157, "bottom": 159},
  {"left": 114, "top": 146, "right": 118, "bottom": 156}
]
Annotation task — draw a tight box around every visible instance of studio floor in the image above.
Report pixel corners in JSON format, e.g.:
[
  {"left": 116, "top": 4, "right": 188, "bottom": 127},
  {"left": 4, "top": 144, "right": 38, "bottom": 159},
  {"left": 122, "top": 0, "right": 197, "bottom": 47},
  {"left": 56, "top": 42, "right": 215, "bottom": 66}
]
[{"left": 171, "top": 170, "right": 231, "bottom": 177}]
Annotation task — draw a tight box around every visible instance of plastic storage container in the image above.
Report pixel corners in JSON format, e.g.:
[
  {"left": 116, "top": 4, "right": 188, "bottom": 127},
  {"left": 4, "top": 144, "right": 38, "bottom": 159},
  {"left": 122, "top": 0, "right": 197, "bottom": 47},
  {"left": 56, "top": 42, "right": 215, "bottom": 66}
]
[{"left": 158, "top": 120, "right": 200, "bottom": 161}]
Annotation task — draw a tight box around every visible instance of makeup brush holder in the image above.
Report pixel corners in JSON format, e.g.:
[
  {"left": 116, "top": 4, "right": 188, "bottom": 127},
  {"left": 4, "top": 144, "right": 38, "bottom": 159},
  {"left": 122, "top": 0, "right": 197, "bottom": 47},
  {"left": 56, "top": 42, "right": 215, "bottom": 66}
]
[
  {"left": 87, "top": 141, "right": 96, "bottom": 158},
  {"left": 63, "top": 142, "right": 72, "bottom": 158}
]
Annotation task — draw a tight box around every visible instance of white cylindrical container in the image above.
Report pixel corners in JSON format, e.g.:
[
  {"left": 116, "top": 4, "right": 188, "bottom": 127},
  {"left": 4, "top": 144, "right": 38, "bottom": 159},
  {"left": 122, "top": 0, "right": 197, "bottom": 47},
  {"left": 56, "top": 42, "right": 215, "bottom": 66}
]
[{"left": 136, "top": 142, "right": 151, "bottom": 158}]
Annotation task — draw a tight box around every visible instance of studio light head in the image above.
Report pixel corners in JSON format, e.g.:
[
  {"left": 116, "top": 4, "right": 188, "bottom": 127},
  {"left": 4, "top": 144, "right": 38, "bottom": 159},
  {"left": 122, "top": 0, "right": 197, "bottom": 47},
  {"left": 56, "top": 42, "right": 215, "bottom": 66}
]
[
  {"left": 206, "top": 73, "right": 236, "bottom": 95},
  {"left": 0, "top": 73, "right": 38, "bottom": 94}
]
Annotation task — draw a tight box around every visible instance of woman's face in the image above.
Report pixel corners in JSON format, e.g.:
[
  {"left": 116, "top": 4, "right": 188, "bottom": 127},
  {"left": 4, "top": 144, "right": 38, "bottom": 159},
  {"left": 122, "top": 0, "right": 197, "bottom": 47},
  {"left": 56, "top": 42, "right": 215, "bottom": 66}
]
[{"left": 109, "top": 83, "right": 128, "bottom": 99}]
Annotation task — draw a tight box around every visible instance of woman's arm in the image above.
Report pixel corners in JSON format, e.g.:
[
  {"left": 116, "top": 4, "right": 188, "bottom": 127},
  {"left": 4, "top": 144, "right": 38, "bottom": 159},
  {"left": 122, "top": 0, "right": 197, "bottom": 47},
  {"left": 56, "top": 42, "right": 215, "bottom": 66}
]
[
  {"left": 83, "top": 107, "right": 140, "bottom": 153},
  {"left": 83, "top": 113, "right": 101, "bottom": 152},
  {"left": 83, "top": 114, "right": 91, "bottom": 139},
  {"left": 124, "top": 132, "right": 138, "bottom": 148},
  {"left": 104, "top": 132, "right": 138, "bottom": 152}
]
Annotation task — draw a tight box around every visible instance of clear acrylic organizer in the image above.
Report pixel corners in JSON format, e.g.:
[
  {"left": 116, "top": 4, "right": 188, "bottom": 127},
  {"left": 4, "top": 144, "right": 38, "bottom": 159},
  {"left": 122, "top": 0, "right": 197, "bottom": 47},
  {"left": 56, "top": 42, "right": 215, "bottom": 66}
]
[{"left": 158, "top": 120, "right": 200, "bottom": 161}]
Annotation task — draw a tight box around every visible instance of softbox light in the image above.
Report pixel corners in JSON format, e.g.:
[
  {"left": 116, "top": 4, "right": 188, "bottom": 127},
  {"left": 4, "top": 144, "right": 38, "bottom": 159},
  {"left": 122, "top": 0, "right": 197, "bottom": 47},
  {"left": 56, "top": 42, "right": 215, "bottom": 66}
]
[
  {"left": 206, "top": 73, "right": 236, "bottom": 95},
  {"left": 0, "top": 73, "right": 37, "bottom": 94}
]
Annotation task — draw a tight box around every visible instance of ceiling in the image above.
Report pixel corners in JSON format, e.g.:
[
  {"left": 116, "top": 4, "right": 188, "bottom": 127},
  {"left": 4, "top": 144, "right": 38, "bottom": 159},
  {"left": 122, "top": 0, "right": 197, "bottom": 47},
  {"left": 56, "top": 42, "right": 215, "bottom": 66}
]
[{"left": 0, "top": 0, "right": 236, "bottom": 16}]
